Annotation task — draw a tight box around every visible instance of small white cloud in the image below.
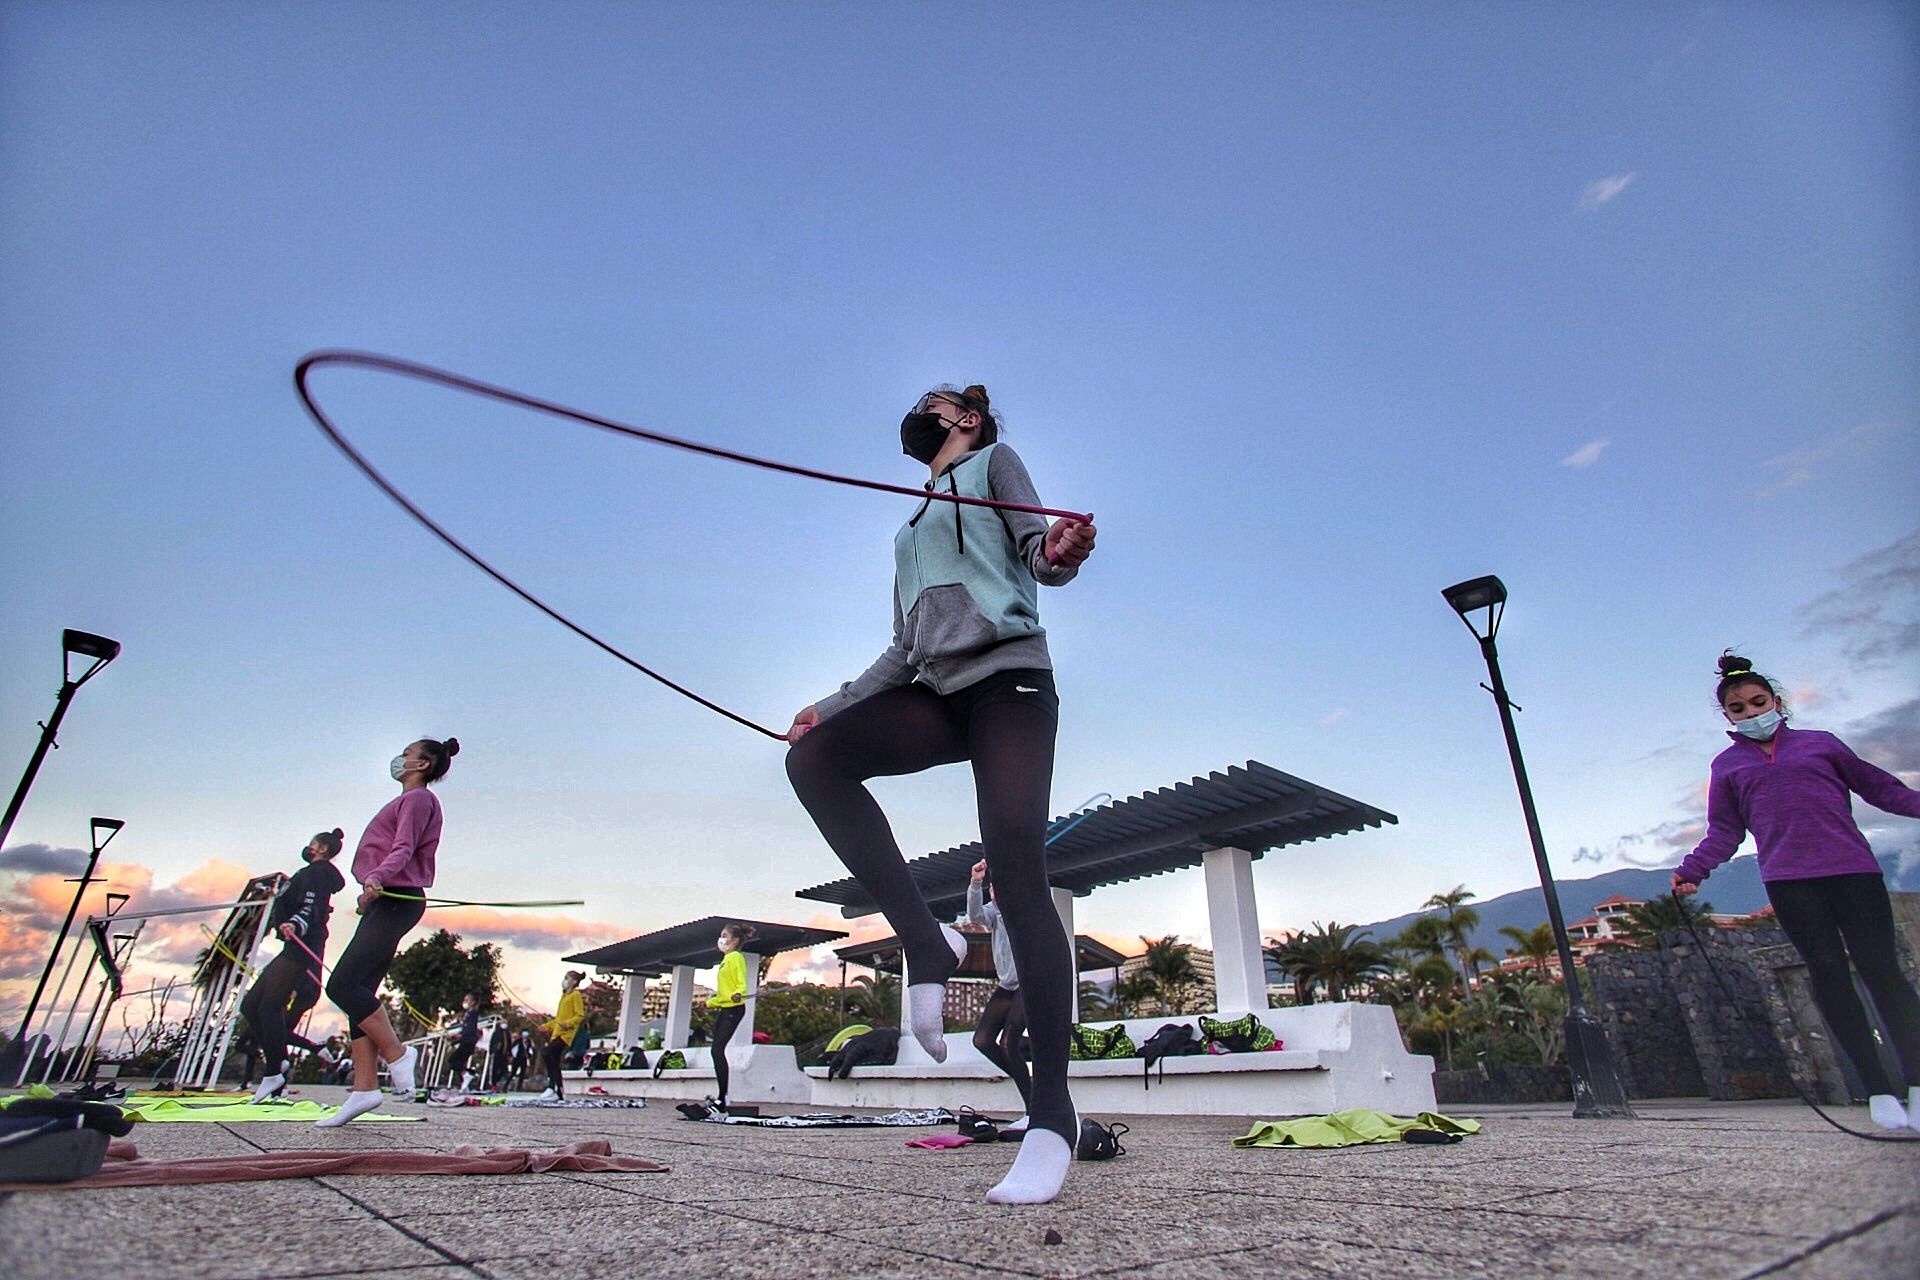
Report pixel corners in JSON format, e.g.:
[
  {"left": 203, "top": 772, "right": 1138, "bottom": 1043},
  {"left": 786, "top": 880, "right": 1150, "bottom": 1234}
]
[
  {"left": 1579, "top": 172, "right": 1637, "bottom": 211},
  {"left": 1320, "top": 708, "right": 1349, "bottom": 727},
  {"left": 1753, "top": 421, "right": 1891, "bottom": 499},
  {"left": 1560, "top": 439, "right": 1610, "bottom": 468}
]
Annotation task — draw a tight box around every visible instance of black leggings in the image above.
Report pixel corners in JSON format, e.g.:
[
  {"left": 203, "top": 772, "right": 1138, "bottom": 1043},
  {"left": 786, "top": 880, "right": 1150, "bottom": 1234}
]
[
  {"left": 786, "top": 671, "right": 1074, "bottom": 1139},
  {"left": 711, "top": 1004, "right": 745, "bottom": 1105},
  {"left": 543, "top": 1038, "right": 567, "bottom": 1096},
  {"left": 448, "top": 1039, "right": 477, "bottom": 1083},
  {"left": 973, "top": 985, "right": 1032, "bottom": 1109},
  {"left": 1766, "top": 873, "right": 1920, "bottom": 1096},
  {"left": 326, "top": 895, "right": 426, "bottom": 1037},
  {"left": 238, "top": 947, "right": 324, "bottom": 1072}
]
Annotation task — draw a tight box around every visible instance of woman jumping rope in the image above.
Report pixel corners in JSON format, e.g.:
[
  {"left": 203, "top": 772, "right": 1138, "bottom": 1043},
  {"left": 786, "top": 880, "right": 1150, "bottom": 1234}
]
[
  {"left": 1673, "top": 653, "right": 1920, "bottom": 1131},
  {"left": 317, "top": 736, "right": 460, "bottom": 1127},
  {"left": 785, "top": 384, "right": 1096, "bottom": 1204},
  {"left": 707, "top": 922, "right": 755, "bottom": 1114},
  {"left": 538, "top": 969, "right": 586, "bottom": 1101},
  {"left": 244, "top": 828, "right": 346, "bottom": 1103}
]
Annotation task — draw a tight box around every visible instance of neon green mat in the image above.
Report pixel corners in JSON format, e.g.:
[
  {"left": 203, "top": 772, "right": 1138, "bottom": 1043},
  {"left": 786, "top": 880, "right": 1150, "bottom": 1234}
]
[
  {"left": 122, "top": 1098, "right": 422, "bottom": 1123},
  {"left": 1232, "top": 1109, "right": 1481, "bottom": 1148}
]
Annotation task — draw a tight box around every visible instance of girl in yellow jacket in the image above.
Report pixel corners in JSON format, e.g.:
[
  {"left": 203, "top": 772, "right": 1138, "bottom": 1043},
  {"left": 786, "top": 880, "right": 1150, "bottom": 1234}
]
[
  {"left": 708, "top": 923, "right": 756, "bottom": 1112},
  {"left": 538, "top": 970, "right": 586, "bottom": 1101}
]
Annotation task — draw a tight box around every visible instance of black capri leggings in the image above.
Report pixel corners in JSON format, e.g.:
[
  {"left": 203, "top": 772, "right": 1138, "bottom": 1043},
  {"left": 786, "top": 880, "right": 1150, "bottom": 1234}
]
[
  {"left": 239, "top": 947, "right": 324, "bottom": 1072},
  {"left": 326, "top": 894, "right": 426, "bottom": 1037},
  {"left": 972, "top": 985, "right": 1031, "bottom": 1110},
  {"left": 542, "top": 1037, "right": 568, "bottom": 1096},
  {"left": 710, "top": 1004, "right": 745, "bottom": 1105},
  {"left": 1766, "top": 872, "right": 1920, "bottom": 1096}
]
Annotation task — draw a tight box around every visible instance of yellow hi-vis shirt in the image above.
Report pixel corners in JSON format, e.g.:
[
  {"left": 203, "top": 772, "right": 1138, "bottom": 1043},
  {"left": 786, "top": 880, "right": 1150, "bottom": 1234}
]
[
  {"left": 710, "top": 950, "right": 746, "bottom": 1008},
  {"left": 542, "top": 988, "right": 584, "bottom": 1043}
]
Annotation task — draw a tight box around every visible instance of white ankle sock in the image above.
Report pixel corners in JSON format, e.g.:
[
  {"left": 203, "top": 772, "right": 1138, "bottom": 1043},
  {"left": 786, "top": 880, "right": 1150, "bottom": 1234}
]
[
  {"left": 386, "top": 1045, "right": 417, "bottom": 1095},
  {"left": 906, "top": 925, "right": 968, "bottom": 1063},
  {"left": 251, "top": 1074, "right": 286, "bottom": 1105},
  {"left": 1867, "top": 1094, "right": 1909, "bottom": 1130},
  {"left": 1001, "top": 1114, "right": 1030, "bottom": 1134},
  {"left": 987, "top": 1124, "right": 1073, "bottom": 1204},
  {"left": 315, "top": 1089, "right": 385, "bottom": 1127}
]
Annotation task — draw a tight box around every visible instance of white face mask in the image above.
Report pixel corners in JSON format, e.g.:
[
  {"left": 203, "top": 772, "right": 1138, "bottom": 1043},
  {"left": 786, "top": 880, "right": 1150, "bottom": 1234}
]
[
  {"left": 1734, "top": 709, "right": 1783, "bottom": 741},
  {"left": 390, "top": 754, "right": 411, "bottom": 781}
]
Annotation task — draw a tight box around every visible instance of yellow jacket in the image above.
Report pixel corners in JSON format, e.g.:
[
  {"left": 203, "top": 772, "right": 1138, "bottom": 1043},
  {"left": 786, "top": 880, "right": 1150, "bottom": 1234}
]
[
  {"left": 710, "top": 950, "right": 747, "bottom": 1008},
  {"left": 542, "top": 988, "right": 585, "bottom": 1043}
]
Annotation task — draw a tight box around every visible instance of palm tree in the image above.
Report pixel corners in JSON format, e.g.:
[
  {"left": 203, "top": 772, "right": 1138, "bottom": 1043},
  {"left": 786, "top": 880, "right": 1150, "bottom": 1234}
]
[
  {"left": 1616, "top": 895, "right": 1715, "bottom": 950},
  {"left": 1390, "top": 916, "right": 1450, "bottom": 968},
  {"left": 1077, "top": 979, "right": 1115, "bottom": 1020},
  {"left": 1269, "top": 922, "right": 1391, "bottom": 1003},
  {"left": 846, "top": 973, "right": 900, "bottom": 1025},
  {"left": 1112, "top": 969, "right": 1162, "bottom": 1019},
  {"left": 1499, "top": 923, "right": 1559, "bottom": 980},
  {"left": 1139, "top": 935, "right": 1200, "bottom": 1014},
  {"left": 1425, "top": 885, "right": 1484, "bottom": 983}
]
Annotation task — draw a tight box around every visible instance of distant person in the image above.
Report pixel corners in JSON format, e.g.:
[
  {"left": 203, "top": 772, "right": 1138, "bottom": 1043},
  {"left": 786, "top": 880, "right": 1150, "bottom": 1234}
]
[
  {"left": 447, "top": 993, "right": 481, "bottom": 1091},
  {"left": 1674, "top": 652, "right": 1920, "bottom": 1131},
  {"left": 968, "top": 859, "right": 1031, "bottom": 1135},
  {"left": 317, "top": 736, "right": 460, "bottom": 1127},
  {"left": 783, "top": 383, "right": 1096, "bottom": 1205},
  {"left": 508, "top": 1030, "right": 535, "bottom": 1091},
  {"left": 486, "top": 1020, "right": 511, "bottom": 1091},
  {"left": 244, "top": 828, "right": 347, "bottom": 1103},
  {"left": 318, "top": 1034, "right": 352, "bottom": 1086},
  {"left": 537, "top": 970, "right": 586, "bottom": 1101},
  {"left": 707, "top": 923, "right": 755, "bottom": 1113}
]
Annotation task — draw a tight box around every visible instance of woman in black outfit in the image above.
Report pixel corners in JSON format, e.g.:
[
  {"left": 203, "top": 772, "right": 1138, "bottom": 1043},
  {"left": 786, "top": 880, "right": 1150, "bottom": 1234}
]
[{"left": 245, "top": 829, "right": 346, "bottom": 1103}]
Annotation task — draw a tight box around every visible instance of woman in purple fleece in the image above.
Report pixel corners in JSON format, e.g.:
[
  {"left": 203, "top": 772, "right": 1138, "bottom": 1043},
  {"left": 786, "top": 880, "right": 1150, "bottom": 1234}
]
[{"left": 1673, "top": 652, "right": 1920, "bottom": 1131}]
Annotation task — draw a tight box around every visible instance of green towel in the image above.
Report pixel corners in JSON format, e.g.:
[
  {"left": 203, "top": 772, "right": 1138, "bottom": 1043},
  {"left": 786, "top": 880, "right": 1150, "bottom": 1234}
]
[
  {"left": 1232, "top": 1109, "right": 1481, "bottom": 1148},
  {"left": 121, "top": 1098, "right": 421, "bottom": 1123}
]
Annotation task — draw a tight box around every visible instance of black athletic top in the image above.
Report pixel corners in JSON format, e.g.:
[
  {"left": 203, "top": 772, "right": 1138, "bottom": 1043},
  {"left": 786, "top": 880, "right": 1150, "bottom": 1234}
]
[{"left": 269, "top": 859, "right": 346, "bottom": 952}]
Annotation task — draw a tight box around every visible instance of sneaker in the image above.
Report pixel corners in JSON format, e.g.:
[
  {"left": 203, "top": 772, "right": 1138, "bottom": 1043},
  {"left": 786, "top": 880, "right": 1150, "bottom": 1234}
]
[
  {"left": 537, "top": 1087, "right": 561, "bottom": 1102},
  {"left": 1075, "top": 1118, "right": 1129, "bottom": 1161}
]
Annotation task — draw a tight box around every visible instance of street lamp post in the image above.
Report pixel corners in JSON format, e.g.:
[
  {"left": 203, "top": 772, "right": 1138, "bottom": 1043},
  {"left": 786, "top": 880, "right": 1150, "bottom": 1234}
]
[
  {"left": 9, "top": 817, "right": 124, "bottom": 1081},
  {"left": 0, "top": 629, "right": 121, "bottom": 856},
  {"left": 1442, "top": 575, "right": 1635, "bottom": 1119}
]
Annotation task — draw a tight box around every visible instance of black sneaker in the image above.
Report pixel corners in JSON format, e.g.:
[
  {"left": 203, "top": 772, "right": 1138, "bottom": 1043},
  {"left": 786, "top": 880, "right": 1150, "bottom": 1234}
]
[
  {"left": 1075, "top": 1118, "right": 1128, "bottom": 1161},
  {"left": 955, "top": 1107, "right": 1000, "bottom": 1142}
]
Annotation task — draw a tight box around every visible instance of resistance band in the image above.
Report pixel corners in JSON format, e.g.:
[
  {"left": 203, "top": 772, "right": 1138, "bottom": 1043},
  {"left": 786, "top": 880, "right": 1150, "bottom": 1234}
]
[
  {"left": 378, "top": 890, "right": 586, "bottom": 909},
  {"left": 294, "top": 351, "right": 1094, "bottom": 740}
]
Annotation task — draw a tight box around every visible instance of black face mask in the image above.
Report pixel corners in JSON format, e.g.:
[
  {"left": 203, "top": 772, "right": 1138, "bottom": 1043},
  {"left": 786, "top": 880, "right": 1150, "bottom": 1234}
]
[{"left": 900, "top": 411, "right": 950, "bottom": 464}]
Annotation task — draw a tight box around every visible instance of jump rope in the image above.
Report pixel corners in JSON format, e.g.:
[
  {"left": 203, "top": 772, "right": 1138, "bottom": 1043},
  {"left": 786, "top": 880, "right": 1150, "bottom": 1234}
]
[
  {"left": 293, "top": 351, "right": 1094, "bottom": 742},
  {"left": 1666, "top": 894, "right": 1917, "bottom": 1142}
]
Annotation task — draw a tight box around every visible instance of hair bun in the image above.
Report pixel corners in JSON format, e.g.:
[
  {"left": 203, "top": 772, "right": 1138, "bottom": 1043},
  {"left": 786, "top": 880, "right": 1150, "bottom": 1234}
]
[
  {"left": 443, "top": 738, "right": 461, "bottom": 757},
  {"left": 331, "top": 827, "right": 344, "bottom": 839},
  {"left": 1717, "top": 651, "right": 1754, "bottom": 677},
  {"left": 962, "top": 384, "right": 989, "bottom": 406}
]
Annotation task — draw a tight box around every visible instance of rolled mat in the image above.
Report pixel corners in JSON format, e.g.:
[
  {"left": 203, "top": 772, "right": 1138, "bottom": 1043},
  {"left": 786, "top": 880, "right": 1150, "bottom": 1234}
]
[{"left": 2, "top": 1138, "right": 666, "bottom": 1189}]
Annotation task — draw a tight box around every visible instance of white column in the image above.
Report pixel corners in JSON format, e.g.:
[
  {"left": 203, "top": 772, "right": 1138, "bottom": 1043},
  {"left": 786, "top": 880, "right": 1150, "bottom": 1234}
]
[
  {"left": 664, "top": 964, "right": 695, "bottom": 1050},
  {"left": 615, "top": 974, "right": 648, "bottom": 1049},
  {"left": 738, "top": 952, "right": 762, "bottom": 1045},
  {"left": 1052, "top": 886, "right": 1079, "bottom": 1023},
  {"left": 1203, "top": 845, "right": 1268, "bottom": 1013}
]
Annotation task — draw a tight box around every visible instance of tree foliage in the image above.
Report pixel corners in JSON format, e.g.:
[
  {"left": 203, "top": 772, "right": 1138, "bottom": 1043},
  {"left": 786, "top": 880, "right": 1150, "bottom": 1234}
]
[{"left": 385, "top": 929, "right": 501, "bottom": 1026}]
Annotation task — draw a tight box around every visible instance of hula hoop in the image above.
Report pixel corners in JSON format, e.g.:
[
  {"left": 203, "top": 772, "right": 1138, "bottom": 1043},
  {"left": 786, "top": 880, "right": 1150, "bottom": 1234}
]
[{"left": 294, "top": 350, "right": 1093, "bottom": 740}]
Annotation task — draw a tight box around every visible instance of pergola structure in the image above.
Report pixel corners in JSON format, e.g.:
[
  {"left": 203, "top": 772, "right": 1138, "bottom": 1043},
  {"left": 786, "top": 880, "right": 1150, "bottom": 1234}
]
[
  {"left": 564, "top": 916, "right": 846, "bottom": 1052},
  {"left": 798, "top": 760, "right": 1397, "bottom": 1017}
]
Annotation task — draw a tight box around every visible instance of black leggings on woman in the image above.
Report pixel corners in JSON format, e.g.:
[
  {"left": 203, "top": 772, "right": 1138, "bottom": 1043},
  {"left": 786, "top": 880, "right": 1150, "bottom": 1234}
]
[
  {"left": 710, "top": 1004, "right": 745, "bottom": 1106},
  {"left": 326, "top": 895, "right": 426, "bottom": 1037},
  {"left": 786, "top": 671, "right": 1074, "bottom": 1142},
  {"left": 542, "top": 1037, "right": 568, "bottom": 1096},
  {"left": 973, "top": 985, "right": 1032, "bottom": 1110},
  {"left": 1766, "top": 873, "right": 1920, "bottom": 1096},
  {"left": 239, "top": 948, "right": 324, "bottom": 1072}
]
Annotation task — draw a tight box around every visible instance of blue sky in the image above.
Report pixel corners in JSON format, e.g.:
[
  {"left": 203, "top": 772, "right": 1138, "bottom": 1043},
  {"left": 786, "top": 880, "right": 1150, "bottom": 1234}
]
[{"left": 2, "top": 3, "right": 1915, "bottom": 1024}]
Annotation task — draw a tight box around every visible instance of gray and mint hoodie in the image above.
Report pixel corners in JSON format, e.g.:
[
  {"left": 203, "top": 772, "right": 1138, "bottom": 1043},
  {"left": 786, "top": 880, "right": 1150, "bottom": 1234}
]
[{"left": 815, "top": 443, "right": 1078, "bottom": 720}]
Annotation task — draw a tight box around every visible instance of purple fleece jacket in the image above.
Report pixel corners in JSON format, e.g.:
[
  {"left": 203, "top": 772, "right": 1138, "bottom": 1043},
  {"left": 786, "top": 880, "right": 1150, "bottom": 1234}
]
[{"left": 1677, "top": 725, "right": 1920, "bottom": 886}]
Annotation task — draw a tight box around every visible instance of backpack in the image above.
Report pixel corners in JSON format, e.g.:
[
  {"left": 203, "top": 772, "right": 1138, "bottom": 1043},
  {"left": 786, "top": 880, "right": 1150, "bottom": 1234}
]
[
  {"left": 828, "top": 1027, "right": 902, "bottom": 1079},
  {"left": 651, "top": 1050, "right": 687, "bottom": 1077},
  {"left": 1067, "top": 1023, "right": 1137, "bottom": 1061},
  {"left": 1137, "top": 1023, "right": 1204, "bottom": 1088},
  {"left": 1198, "top": 1013, "right": 1278, "bottom": 1053}
]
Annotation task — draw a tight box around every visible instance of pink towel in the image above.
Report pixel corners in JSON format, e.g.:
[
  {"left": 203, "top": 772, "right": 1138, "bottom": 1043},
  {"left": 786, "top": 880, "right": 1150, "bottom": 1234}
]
[
  {"left": 3, "top": 1138, "right": 666, "bottom": 1189},
  {"left": 905, "top": 1134, "right": 974, "bottom": 1150}
]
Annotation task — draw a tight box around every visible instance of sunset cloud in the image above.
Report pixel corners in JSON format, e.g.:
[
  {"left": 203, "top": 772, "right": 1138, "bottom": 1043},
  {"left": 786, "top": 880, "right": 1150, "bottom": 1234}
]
[
  {"left": 1560, "top": 439, "right": 1610, "bottom": 468},
  {"left": 423, "top": 905, "right": 629, "bottom": 952},
  {"left": 1797, "top": 527, "right": 1920, "bottom": 666}
]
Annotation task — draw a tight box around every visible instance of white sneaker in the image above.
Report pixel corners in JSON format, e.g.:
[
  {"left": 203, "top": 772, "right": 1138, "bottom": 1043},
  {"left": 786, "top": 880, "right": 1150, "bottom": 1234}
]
[
  {"left": 537, "top": 1087, "right": 561, "bottom": 1102},
  {"left": 1867, "top": 1094, "right": 1909, "bottom": 1131},
  {"left": 386, "top": 1045, "right": 417, "bottom": 1096}
]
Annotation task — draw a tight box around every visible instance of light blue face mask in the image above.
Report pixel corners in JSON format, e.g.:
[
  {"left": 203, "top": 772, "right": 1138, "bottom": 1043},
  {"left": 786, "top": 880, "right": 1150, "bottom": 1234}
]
[
  {"left": 1733, "top": 709, "right": 1783, "bottom": 741},
  {"left": 390, "top": 754, "right": 411, "bottom": 780}
]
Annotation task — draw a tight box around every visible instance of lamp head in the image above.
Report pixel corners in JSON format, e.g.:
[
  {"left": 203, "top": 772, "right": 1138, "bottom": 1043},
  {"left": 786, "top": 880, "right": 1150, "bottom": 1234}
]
[
  {"left": 1442, "top": 575, "right": 1508, "bottom": 642},
  {"left": 105, "top": 892, "right": 130, "bottom": 915},
  {"left": 62, "top": 629, "right": 120, "bottom": 686},
  {"left": 91, "top": 817, "right": 125, "bottom": 851}
]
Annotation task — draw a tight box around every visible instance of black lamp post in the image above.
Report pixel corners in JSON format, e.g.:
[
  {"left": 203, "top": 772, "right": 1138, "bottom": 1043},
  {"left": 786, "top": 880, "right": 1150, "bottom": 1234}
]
[
  {"left": 0, "top": 629, "right": 121, "bottom": 856},
  {"left": 1441, "top": 575, "right": 1635, "bottom": 1119},
  {"left": 11, "top": 817, "right": 124, "bottom": 1061}
]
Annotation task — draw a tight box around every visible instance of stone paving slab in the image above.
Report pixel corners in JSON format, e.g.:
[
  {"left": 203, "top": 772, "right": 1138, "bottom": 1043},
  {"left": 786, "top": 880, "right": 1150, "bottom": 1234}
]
[{"left": 0, "top": 1090, "right": 1914, "bottom": 1279}]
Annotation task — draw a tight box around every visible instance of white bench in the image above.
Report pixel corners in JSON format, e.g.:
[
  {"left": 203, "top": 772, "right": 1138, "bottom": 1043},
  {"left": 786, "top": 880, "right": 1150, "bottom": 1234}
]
[{"left": 804, "top": 1003, "right": 1435, "bottom": 1116}]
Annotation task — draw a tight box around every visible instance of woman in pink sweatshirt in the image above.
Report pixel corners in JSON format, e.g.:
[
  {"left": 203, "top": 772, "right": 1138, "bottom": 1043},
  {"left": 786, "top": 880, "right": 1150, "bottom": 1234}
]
[
  {"left": 1673, "top": 653, "right": 1920, "bottom": 1131},
  {"left": 316, "top": 736, "right": 460, "bottom": 1127}
]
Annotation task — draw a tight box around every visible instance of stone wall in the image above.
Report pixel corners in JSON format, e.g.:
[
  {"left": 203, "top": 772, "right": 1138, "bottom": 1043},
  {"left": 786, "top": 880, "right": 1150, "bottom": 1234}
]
[
  {"left": 1434, "top": 1065, "right": 1572, "bottom": 1106},
  {"left": 1586, "top": 949, "right": 1706, "bottom": 1099}
]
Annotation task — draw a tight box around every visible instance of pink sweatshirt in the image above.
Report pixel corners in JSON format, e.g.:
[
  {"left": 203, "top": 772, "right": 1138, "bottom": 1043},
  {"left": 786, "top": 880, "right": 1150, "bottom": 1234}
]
[{"left": 351, "top": 789, "right": 442, "bottom": 889}]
